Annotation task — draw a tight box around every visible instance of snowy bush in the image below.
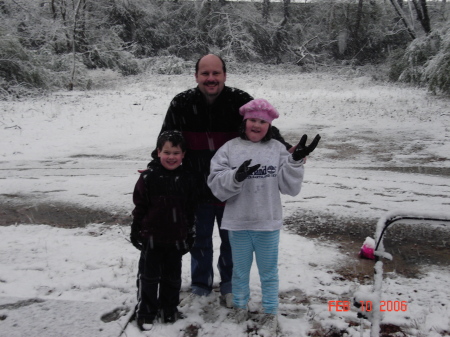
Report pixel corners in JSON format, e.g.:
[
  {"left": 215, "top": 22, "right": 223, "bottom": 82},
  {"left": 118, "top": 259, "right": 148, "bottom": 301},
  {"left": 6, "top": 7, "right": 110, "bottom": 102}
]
[
  {"left": 387, "top": 48, "right": 408, "bottom": 82},
  {"left": 0, "top": 36, "right": 43, "bottom": 86},
  {"left": 399, "top": 30, "right": 442, "bottom": 84},
  {"left": 144, "top": 56, "right": 193, "bottom": 75},
  {"left": 2, "top": 0, "right": 449, "bottom": 97},
  {"left": 390, "top": 26, "right": 450, "bottom": 95},
  {"left": 0, "top": 34, "right": 52, "bottom": 98},
  {"left": 423, "top": 28, "right": 450, "bottom": 95}
]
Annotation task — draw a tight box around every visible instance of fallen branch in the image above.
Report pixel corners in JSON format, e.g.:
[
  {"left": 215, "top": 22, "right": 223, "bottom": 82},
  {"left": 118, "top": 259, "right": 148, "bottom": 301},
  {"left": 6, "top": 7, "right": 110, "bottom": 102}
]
[{"left": 5, "top": 125, "right": 22, "bottom": 129}]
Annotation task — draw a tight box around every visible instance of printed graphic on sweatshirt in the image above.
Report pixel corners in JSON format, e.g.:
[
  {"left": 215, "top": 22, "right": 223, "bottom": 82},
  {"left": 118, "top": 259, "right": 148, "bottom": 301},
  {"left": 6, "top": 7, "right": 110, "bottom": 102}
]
[{"left": 248, "top": 165, "right": 277, "bottom": 179}]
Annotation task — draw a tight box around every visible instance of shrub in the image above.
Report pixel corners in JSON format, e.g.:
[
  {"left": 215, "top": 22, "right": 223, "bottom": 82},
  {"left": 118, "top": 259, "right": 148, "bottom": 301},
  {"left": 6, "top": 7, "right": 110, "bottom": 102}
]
[
  {"left": 144, "top": 56, "right": 192, "bottom": 75},
  {"left": 390, "top": 26, "right": 450, "bottom": 95},
  {"left": 422, "top": 28, "right": 450, "bottom": 95},
  {"left": 387, "top": 48, "right": 408, "bottom": 82},
  {"left": 398, "top": 30, "right": 442, "bottom": 85}
]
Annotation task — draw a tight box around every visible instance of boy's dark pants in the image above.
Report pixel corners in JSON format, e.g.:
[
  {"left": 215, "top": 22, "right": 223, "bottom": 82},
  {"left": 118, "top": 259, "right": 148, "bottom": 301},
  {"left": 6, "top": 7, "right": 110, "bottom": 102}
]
[{"left": 136, "top": 241, "right": 182, "bottom": 321}]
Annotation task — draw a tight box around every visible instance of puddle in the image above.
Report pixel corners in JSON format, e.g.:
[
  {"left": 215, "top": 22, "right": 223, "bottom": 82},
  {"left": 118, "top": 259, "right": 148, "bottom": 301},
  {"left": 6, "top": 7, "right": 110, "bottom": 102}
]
[
  {"left": 285, "top": 210, "right": 450, "bottom": 280},
  {"left": 0, "top": 202, "right": 129, "bottom": 227},
  {"left": 69, "top": 154, "right": 126, "bottom": 160},
  {"left": 0, "top": 298, "right": 45, "bottom": 310},
  {"left": 1, "top": 199, "right": 449, "bottom": 281}
]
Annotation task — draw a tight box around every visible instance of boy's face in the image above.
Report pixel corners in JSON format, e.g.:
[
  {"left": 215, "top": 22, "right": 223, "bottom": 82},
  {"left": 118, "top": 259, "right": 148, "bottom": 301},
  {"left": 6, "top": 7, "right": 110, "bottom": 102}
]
[
  {"left": 245, "top": 118, "right": 270, "bottom": 143},
  {"left": 157, "top": 141, "right": 185, "bottom": 170}
]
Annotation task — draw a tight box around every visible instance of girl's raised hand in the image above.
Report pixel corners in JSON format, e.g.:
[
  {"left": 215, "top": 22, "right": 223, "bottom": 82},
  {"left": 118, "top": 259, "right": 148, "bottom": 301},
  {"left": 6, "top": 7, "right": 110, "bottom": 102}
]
[{"left": 292, "top": 134, "right": 321, "bottom": 161}]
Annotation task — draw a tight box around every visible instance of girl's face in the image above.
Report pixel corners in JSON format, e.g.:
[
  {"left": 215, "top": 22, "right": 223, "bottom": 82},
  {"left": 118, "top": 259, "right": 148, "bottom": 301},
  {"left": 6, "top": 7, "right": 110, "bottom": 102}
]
[
  {"left": 245, "top": 118, "right": 270, "bottom": 142},
  {"left": 157, "top": 141, "right": 185, "bottom": 170}
]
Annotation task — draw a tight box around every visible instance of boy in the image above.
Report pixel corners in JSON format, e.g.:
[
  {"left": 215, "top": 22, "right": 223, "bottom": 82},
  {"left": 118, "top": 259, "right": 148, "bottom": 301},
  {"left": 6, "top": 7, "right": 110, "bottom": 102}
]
[{"left": 130, "top": 131, "right": 198, "bottom": 331}]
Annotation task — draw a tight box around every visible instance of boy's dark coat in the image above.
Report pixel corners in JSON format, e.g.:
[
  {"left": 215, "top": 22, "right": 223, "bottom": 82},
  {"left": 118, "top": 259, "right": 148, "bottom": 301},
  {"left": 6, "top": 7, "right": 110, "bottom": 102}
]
[{"left": 132, "top": 161, "right": 197, "bottom": 248}]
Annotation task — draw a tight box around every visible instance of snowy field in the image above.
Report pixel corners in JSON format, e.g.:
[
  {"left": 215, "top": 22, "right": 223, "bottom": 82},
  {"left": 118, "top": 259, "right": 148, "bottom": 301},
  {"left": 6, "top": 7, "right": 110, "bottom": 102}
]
[{"left": 1, "top": 67, "right": 450, "bottom": 336}]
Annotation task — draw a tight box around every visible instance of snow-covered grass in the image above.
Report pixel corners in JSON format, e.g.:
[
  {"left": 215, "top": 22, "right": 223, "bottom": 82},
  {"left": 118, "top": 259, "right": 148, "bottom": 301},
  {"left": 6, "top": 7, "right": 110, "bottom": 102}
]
[{"left": 0, "top": 67, "right": 449, "bottom": 336}]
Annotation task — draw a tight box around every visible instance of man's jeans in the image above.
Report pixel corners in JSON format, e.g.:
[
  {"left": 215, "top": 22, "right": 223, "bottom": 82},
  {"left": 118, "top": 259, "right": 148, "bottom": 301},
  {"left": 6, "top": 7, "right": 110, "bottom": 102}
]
[{"left": 190, "top": 203, "right": 233, "bottom": 296}]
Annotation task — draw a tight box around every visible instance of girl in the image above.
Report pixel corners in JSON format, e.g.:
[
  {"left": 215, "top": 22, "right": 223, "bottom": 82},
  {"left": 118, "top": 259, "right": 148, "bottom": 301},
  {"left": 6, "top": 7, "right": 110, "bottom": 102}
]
[{"left": 207, "top": 98, "right": 320, "bottom": 335}]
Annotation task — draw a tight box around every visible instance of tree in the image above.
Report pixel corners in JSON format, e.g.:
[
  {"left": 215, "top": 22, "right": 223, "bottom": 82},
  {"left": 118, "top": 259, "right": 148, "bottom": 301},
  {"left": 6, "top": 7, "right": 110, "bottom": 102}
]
[
  {"left": 282, "top": 0, "right": 291, "bottom": 25},
  {"left": 354, "top": 0, "right": 364, "bottom": 40},
  {"left": 389, "top": 0, "right": 434, "bottom": 38},
  {"left": 389, "top": 0, "right": 416, "bottom": 39},
  {"left": 442, "top": 0, "right": 448, "bottom": 21},
  {"left": 411, "top": 0, "right": 431, "bottom": 34},
  {"left": 69, "top": 0, "right": 84, "bottom": 90},
  {"left": 263, "top": 0, "right": 270, "bottom": 22}
]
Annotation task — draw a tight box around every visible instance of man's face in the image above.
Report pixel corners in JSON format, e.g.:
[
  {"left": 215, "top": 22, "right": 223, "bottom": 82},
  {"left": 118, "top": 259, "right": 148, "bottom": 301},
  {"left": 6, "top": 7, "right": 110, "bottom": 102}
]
[{"left": 195, "top": 55, "right": 226, "bottom": 103}]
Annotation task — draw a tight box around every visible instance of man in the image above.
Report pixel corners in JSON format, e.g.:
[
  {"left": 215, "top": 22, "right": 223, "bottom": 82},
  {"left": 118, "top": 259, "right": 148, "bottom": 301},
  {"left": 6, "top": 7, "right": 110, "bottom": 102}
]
[{"left": 149, "top": 54, "right": 292, "bottom": 308}]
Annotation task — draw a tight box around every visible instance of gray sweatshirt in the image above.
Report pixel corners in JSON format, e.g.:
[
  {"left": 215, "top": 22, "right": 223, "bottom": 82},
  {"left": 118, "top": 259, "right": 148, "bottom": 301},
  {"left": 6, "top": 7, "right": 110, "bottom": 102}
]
[{"left": 207, "top": 137, "right": 304, "bottom": 231}]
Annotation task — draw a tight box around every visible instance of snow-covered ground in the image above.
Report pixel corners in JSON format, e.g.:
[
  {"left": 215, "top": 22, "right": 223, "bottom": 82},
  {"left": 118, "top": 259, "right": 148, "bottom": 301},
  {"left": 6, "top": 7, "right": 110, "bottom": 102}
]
[{"left": 0, "top": 68, "right": 449, "bottom": 336}]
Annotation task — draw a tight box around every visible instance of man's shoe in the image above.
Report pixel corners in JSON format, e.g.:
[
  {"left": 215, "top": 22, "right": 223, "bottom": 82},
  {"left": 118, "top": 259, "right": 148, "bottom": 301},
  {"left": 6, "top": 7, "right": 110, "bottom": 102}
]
[
  {"left": 259, "top": 313, "right": 278, "bottom": 335},
  {"left": 227, "top": 307, "right": 248, "bottom": 324},
  {"left": 179, "top": 293, "right": 201, "bottom": 307}
]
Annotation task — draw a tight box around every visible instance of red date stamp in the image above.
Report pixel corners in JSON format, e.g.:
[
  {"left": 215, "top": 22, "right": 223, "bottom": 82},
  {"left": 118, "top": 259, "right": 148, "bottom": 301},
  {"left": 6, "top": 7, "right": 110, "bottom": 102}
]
[{"left": 328, "top": 300, "right": 408, "bottom": 312}]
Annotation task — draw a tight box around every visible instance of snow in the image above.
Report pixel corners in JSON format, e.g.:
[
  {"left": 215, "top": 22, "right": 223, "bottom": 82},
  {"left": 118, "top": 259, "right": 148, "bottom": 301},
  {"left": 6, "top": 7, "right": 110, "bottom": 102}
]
[{"left": 1, "top": 68, "right": 450, "bottom": 336}]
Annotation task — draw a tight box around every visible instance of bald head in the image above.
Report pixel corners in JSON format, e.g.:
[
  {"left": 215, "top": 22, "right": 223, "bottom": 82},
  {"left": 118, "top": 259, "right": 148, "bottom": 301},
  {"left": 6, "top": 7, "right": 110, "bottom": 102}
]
[
  {"left": 195, "top": 54, "right": 227, "bottom": 104},
  {"left": 195, "top": 54, "right": 226, "bottom": 74}
]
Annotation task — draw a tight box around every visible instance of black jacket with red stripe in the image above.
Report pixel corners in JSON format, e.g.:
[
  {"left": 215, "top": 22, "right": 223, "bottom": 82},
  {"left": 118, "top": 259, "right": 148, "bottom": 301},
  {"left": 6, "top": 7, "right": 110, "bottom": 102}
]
[{"left": 150, "top": 86, "right": 291, "bottom": 203}]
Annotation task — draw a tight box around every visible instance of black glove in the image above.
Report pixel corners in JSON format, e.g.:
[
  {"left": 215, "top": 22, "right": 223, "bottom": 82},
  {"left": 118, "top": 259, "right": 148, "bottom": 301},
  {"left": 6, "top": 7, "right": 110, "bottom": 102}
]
[
  {"left": 235, "top": 159, "right": 261, "bottom": 182},
  {"left": 180, "top": 234, "right": 195, "bottom": 255},
  {"left": 130, "top": 221, "right": 143, "bottom": 251},
  {"left": 292, "top": 134, "right": 321, "bottom": 161}
]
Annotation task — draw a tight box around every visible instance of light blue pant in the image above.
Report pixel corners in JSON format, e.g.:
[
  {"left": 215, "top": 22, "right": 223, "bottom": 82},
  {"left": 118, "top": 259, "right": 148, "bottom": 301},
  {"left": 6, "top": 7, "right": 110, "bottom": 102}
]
[{"left": 228, "top": 230, "right": 280, "bottom": 314}]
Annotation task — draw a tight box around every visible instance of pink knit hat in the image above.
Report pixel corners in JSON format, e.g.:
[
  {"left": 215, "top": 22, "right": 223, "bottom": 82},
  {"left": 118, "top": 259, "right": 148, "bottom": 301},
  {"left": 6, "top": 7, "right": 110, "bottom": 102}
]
[{"left": 239, "top": 98, "right": 279, "bottom": 124}]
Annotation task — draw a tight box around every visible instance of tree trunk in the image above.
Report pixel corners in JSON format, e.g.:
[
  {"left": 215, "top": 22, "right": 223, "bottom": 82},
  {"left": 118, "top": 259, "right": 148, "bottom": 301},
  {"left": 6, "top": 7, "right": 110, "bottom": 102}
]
[
  {"left": 389, "top": 0, "right": 416, "bottom": 39},
  {"left": 442, "top": 0, "right": 447, "bottom": 21},
  {"left": 411, "top": 0, "right": 431, "bottom": 34},
  {"left": 77, "top": 0, "right": 88, "bottom": 53},
  {"left": 59, "top": 0, "right": 72, "bottom": 53},
  {"left": 354, "top": 0, "right": 364, "bottom": 40},
  {"left": 283, "top": 0, "right": 290, "bottom": 24},
  {"left": 205, "top": 0, "right": 212, "bottom": 35},
  {"left": 51, "top": 0, "right": 57, "bottom": 19},
  {"left": 263, "top": 0, "right": 270, "bottom": 22},
  {"left": 70, "top": 0, "right": 84, "bottom": 90}
]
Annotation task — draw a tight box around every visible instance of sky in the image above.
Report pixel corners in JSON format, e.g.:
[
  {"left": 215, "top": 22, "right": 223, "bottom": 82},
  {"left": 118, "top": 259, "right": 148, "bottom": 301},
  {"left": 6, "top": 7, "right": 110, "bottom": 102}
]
[{"left": 0, "top": 67, "right": 449, "bottom": 336}]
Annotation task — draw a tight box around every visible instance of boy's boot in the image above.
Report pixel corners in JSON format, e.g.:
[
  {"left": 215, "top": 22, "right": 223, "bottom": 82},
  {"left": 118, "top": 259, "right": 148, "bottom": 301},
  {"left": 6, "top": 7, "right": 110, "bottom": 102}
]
[
  {"left": 137, "top": 316, "right": 156, "bottom": 331},
  {"left": 160, "top": 308, "right": 185, "bottom": 323}
]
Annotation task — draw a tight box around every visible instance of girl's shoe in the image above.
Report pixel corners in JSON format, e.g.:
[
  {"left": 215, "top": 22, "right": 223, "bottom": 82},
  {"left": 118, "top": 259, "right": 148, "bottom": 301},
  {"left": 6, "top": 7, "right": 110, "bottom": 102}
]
[
  {"left": 259, "top": 313, "right": 278, "bottom": 335},
  {"left": 227, "top": 307, "right": 248, "bottom": 324}
]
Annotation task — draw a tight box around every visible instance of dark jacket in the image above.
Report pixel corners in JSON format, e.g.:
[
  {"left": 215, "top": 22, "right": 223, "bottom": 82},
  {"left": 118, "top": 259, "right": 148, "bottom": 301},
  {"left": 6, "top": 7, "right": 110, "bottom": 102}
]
[
  {"left": 150, "top": 86, "right": 292, "bottom": 203},
  {"left": 132, "top": 161, "right": 198, "bottom": 248}
]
